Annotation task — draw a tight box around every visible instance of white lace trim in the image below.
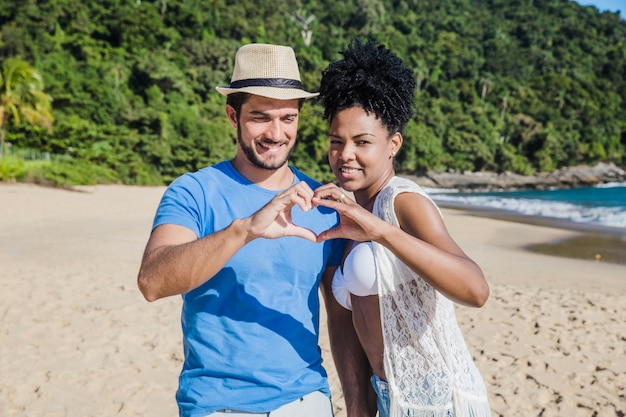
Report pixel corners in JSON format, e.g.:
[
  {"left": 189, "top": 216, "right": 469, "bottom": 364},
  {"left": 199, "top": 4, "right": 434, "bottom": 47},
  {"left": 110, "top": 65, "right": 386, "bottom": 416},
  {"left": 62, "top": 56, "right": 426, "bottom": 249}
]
[{"left": 373, "top": 177, "right": 491, "bottom": 417}]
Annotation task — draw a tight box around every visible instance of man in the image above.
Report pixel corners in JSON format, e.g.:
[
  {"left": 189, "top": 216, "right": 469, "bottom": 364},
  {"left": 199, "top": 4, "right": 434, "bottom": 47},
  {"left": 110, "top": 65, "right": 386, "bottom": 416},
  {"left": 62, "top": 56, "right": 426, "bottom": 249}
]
[{"left": 137, "top": 43, "right": 368, "bottom": 417}]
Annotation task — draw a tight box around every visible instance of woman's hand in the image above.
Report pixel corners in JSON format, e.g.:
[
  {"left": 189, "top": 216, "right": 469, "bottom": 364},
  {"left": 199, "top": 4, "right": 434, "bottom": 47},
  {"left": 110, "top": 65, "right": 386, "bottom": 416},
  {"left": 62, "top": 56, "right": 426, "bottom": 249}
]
[{"left": 313, "top": 184, "right": 388, "bottom": 242}]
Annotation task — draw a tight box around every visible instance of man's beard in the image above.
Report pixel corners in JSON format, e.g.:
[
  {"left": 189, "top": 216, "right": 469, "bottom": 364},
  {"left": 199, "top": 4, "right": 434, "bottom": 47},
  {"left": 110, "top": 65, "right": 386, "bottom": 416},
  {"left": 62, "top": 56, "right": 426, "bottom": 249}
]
[{"left": 237, "top": 125, "right": 294, "bottom": 170}]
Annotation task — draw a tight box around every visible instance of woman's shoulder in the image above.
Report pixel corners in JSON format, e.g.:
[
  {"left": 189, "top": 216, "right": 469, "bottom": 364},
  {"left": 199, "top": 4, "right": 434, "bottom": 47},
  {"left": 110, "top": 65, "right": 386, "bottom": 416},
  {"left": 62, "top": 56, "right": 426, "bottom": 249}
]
[
  {"left": 383, "top": 176, "right": 427, "bottom": 198},
  {"left": 377, "top": 176, "right": 442, "bottom": 219}
]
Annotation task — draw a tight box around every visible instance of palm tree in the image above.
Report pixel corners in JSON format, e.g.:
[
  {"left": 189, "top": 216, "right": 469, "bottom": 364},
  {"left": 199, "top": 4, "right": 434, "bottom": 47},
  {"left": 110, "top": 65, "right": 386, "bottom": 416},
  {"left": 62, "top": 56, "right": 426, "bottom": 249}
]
[
  {"left": 284, "top": 10, "right": 316, "bottom": 47},
  {"left": 0, "top": 58, "right": 54, "bottom": 156}
]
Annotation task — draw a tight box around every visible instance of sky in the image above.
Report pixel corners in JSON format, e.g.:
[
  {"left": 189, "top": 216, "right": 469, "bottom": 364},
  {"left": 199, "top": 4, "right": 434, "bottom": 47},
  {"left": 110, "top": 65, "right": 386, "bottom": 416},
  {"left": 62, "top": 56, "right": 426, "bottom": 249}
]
[{"left": 573, "top": 0, "right": 626, "bottom": 14}]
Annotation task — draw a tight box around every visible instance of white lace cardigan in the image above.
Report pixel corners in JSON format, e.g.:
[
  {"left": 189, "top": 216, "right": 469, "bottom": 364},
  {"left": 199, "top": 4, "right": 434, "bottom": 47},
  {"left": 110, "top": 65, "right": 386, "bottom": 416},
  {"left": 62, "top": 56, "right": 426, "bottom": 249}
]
[{"left": 372, "top": 176, "right": 491, "bottom": 417}]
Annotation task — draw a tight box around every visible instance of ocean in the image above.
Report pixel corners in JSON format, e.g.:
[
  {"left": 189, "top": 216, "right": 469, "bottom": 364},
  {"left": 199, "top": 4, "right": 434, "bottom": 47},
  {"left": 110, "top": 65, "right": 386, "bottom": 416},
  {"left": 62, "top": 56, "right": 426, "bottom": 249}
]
[{"left": 427, "top": 182, "right": 626, "bottom": 231}]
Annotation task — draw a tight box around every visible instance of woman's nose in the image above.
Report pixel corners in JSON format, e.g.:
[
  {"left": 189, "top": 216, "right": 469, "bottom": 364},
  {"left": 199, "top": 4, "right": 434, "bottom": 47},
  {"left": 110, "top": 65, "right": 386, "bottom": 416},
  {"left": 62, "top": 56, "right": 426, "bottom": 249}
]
[{"left": 339, "top": 143, "right": 355, "bottom": 161}]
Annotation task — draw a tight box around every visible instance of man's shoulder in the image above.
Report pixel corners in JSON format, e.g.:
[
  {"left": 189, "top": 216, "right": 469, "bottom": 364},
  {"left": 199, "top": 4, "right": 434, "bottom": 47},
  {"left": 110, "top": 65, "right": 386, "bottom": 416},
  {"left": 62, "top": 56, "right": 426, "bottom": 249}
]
[{"left": 170, "top": 161, "right": 231, "bottom": 186}]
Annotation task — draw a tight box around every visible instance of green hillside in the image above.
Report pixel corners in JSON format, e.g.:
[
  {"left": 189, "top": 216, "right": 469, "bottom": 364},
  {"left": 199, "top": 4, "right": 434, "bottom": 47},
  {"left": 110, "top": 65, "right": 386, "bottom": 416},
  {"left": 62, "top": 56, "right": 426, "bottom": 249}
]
[{"left": 1, "top": 0, "right": 624, "bottom": 185}]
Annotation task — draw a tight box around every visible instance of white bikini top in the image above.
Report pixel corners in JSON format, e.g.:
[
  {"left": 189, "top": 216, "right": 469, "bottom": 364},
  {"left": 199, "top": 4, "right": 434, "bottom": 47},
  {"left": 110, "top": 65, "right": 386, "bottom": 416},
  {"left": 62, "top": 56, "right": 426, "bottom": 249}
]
[{"left": 331, "top": 241, "right": 378, "bottom": 310}]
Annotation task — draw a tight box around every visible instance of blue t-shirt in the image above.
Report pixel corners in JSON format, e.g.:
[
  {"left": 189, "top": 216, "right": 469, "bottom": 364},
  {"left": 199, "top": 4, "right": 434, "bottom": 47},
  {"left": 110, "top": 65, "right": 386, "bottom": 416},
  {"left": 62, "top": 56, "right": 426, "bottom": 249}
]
[{"left": 152, "top": 161, "right": 344, "bottom": 417}]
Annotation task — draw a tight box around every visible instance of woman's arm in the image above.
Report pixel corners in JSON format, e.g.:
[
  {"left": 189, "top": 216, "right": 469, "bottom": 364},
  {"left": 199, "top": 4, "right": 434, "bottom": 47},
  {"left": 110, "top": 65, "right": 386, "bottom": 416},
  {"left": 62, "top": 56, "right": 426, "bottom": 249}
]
[
  {"left": 382, "top": 192, "right": 489, "bottom": 307},
  {"left": 314, "top": 189, "right": 489, "bottom": 307},
  {"left": 320, "top": 267, "right": 378, "bottom": 417}
]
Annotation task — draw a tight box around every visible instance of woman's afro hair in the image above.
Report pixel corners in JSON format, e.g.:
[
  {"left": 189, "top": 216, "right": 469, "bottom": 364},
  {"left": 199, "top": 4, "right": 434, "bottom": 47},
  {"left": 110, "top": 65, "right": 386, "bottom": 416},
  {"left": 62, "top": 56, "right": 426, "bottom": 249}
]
[{"left": 318, "top": 39, "right": 416, "bottom": 134}]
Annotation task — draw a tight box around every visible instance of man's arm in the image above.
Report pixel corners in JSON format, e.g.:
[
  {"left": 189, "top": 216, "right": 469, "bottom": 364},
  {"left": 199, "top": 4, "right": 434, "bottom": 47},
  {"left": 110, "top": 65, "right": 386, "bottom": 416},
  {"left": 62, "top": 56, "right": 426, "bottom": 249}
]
[
  {"left": 320, "top": 267, "right": 377, "bottom": 417},
  {"left": 137, "top": 220, "right": 251, "bottom": 301},
  {"left": 138, "top": 181, "right": 319, "bottom": 301}
]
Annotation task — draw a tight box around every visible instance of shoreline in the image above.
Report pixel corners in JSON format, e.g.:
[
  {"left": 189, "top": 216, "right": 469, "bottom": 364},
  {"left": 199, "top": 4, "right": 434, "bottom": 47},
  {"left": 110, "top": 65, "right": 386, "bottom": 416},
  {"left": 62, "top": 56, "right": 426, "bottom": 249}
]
[{"left": 403, "top": 162, "right": 626, "bottom": 191}]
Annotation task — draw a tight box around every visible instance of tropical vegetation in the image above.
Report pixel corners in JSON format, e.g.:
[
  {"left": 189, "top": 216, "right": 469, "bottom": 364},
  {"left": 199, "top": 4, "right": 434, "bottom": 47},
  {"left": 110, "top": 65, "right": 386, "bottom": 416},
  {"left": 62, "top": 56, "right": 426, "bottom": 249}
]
[{"left": 0, "top": 0, "right": 624, "bottom": 186}]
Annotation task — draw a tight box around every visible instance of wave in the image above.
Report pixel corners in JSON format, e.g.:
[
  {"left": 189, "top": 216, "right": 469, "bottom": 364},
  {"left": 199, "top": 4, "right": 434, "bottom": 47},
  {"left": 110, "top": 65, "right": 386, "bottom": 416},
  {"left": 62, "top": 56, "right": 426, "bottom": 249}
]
[
  {"left": 595, "top": 181, "right": 626, "bottom": 188},
  {"left": 427, "top": 185, "right": 626, "bottom": 229}
]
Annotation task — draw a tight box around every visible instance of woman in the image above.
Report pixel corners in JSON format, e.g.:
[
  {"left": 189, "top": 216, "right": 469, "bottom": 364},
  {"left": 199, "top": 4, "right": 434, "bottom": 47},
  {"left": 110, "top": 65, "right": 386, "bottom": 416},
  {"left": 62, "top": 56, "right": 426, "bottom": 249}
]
[{"left": 312, "top": 39, "right": 492, "bottom": 417}]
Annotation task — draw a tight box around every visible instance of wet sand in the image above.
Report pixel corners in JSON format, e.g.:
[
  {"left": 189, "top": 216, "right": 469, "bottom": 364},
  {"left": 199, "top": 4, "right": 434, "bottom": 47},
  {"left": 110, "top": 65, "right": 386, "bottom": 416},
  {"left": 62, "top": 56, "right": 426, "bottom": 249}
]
[{"left": 448, "top": 206, "right": 626, "bottom": 266}]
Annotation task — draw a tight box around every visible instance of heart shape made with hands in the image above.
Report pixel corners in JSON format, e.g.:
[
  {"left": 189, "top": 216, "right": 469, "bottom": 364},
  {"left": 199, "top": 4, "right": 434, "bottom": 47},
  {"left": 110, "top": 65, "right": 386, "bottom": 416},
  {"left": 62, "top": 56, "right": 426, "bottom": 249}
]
[{"left": 260, "top": 184, "right": 352, "bottom": 243}]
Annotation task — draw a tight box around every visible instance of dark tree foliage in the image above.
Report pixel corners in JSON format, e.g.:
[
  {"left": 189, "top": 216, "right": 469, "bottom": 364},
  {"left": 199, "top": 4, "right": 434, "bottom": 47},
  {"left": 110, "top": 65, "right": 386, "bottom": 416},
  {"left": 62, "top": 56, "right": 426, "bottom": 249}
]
[{"left": 0, "top": 0, "right": 624, "bottom": 184}]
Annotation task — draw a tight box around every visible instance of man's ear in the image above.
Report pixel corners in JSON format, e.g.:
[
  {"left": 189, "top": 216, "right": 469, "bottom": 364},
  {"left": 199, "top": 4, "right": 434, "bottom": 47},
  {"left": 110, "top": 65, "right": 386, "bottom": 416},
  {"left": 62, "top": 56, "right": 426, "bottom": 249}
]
[{"left": 225, "top": 104, "right": 238, "bottom": 129}]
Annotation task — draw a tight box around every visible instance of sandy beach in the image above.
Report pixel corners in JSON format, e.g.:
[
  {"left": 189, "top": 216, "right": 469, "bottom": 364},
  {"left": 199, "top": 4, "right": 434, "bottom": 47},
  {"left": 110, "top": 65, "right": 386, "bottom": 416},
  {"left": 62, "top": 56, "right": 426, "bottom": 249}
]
[{"left": 1, "top": 183, "right": 624, "bottom": 417}]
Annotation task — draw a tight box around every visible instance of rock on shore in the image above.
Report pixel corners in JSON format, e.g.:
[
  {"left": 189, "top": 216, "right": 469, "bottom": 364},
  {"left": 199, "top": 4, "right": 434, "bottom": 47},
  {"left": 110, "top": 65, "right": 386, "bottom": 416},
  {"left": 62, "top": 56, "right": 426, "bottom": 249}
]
[{"left": 405, "top": 162, "right": 626, "bottom": 191}]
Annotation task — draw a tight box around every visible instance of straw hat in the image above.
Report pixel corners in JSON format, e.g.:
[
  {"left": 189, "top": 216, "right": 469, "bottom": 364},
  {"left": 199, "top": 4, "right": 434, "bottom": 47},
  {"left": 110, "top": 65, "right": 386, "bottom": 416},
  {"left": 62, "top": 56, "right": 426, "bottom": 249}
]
[{"left": 216, "top": 43, "right": 319, "bottom": 100}]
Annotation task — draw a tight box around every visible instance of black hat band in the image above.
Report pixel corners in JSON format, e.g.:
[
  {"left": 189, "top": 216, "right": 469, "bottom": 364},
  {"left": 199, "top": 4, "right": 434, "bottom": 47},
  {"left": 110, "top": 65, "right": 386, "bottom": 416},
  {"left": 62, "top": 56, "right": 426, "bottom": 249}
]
[{"left": 228, "top": 78, "right": 304, "bottom": 90}]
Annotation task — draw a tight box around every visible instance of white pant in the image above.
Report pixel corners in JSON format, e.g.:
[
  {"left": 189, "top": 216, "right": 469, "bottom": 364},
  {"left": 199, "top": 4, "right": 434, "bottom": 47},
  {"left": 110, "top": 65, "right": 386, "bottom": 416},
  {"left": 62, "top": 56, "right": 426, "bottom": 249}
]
[{"left": 206, "top": 391, "right": 333, "bottom": 417}]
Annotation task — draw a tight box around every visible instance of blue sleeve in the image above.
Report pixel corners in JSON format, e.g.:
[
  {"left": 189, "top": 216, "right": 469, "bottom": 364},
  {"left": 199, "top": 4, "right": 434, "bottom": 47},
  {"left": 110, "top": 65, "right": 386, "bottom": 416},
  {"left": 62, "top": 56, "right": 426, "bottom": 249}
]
[{"left": 153, "top": 174, "right": 205, "bottom": 237}]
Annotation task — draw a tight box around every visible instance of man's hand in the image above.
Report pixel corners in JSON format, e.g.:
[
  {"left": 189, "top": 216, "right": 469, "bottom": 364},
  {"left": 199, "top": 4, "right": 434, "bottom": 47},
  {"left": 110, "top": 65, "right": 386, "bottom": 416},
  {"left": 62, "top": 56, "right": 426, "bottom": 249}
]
[{"left": 246, "top": 181, "right": 319, "bottom": 242}]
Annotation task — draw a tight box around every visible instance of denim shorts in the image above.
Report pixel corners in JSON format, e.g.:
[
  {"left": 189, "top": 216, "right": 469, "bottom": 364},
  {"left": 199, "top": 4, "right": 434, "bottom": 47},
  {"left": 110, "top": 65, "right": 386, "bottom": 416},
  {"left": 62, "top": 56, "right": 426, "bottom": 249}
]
[{"left": 371, "top": 374, "right": 391, "bottom": 417}]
